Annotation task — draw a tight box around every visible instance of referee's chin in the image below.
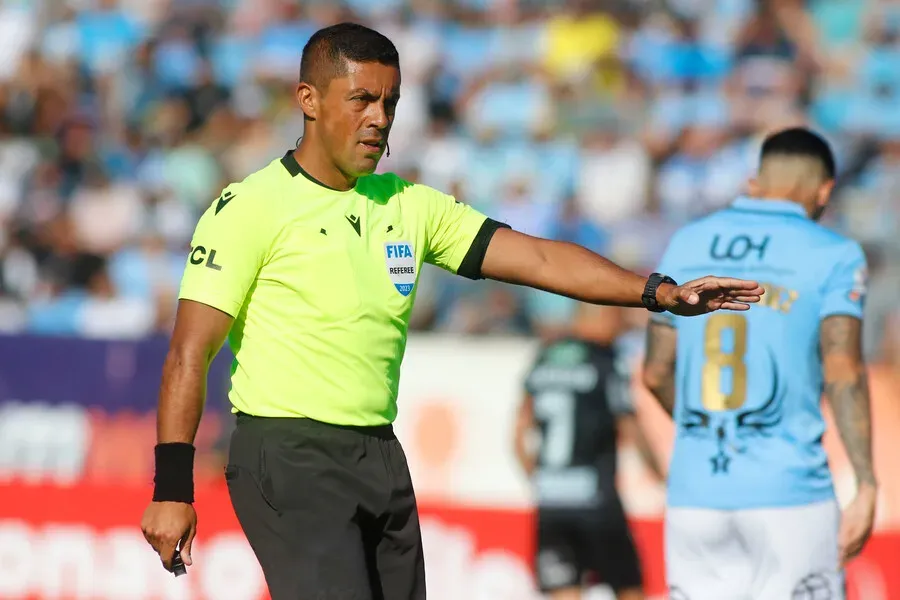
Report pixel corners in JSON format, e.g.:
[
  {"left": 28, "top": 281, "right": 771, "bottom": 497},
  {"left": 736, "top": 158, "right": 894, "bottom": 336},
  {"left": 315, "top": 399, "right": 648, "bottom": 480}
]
[
  {"left": 351, "top": 156, "right": 382, "bottom": 177},
  {"left": 355, "top": 142, "right": 387, "bottom": 169}
]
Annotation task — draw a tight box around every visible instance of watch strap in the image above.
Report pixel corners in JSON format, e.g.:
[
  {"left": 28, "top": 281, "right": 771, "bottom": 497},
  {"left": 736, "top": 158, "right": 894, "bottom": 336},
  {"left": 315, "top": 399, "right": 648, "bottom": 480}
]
[{"left": 642, "top": 273, "right": 677, "bottom": 313}]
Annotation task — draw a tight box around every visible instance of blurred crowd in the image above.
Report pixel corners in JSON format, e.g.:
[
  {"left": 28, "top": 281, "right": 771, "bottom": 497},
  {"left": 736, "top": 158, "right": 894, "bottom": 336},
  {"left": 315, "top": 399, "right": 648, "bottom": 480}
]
[{"left": 0, "top": 0, "right": 899, "bottom": 364}]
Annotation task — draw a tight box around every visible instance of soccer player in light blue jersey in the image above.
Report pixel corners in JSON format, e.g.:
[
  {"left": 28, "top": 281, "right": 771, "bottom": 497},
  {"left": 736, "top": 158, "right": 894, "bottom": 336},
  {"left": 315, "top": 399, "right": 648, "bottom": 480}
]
[{"left": 642, "top": 127, "right": 877, "bottom": 600}]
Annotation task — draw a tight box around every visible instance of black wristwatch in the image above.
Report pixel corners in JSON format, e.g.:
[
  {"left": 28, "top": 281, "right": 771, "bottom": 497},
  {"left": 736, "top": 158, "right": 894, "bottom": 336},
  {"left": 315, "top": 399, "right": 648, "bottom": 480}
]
[{"left": 642, "top": 273, "right": 677, "bottom": 313}]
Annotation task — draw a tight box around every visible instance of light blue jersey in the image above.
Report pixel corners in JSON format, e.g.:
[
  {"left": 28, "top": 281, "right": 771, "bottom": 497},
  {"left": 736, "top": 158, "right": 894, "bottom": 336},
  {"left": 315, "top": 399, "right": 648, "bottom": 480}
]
[{"left": 656, "top": 197, "right": 867, "bottom": 510}]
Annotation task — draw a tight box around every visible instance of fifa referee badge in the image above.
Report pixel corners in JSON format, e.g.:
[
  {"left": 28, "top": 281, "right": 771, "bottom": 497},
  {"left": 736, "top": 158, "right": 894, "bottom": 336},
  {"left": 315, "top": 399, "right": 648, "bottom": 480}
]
[{"left": 385, "top": 241, "right": 416, "bottom": 296}]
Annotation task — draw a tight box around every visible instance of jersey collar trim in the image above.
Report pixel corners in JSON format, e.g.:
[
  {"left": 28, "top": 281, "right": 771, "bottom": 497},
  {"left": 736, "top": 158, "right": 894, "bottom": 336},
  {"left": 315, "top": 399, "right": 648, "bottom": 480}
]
[
  {"left": 729, "top": 196, "right": 809, "bottom": 219},
  {"left": 280, "top": 150, "right": 350, "bottom": 193}
]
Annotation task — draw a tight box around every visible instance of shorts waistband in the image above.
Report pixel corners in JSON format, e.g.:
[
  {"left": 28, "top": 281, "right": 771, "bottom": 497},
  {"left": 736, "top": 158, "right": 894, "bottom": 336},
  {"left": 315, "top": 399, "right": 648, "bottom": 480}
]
[{"left": 234, "top": 411, "right": 396, "bottom": 440}]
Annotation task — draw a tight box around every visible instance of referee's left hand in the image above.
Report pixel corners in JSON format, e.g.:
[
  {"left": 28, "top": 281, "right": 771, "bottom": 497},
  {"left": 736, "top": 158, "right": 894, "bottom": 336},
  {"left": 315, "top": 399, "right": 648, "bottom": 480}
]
[
  {"left": 659, "top": 276, "right": 765, "bottom": 317},
  {"left": 141, "top": 501, "right": 197, "bottom": 572}
]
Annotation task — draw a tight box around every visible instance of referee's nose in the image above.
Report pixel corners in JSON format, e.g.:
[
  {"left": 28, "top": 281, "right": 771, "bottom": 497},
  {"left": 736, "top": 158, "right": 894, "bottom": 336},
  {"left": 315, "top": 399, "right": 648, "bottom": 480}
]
[{"left": 366, "top": 100, "right": 391, "bottom": 133}]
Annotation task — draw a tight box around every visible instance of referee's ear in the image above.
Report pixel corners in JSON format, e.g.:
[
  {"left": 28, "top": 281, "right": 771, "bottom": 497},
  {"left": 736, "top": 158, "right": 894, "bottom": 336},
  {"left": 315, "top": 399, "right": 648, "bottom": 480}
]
[{"left": 296, "top": 82, "right": 317, "bottom": 121}]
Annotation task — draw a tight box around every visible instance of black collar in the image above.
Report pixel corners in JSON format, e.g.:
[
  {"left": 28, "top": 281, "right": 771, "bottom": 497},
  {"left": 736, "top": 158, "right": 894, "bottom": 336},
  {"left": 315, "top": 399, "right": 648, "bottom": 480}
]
[{"left": 280, "top": 150, "right": 348, "bottom": 192}]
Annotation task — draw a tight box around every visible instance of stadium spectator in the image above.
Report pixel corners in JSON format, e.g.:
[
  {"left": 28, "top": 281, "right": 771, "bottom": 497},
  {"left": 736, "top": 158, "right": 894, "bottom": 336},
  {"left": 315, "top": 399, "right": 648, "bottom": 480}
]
[{"left": 0, "top": 0, "right": 894, "bottom": 363}]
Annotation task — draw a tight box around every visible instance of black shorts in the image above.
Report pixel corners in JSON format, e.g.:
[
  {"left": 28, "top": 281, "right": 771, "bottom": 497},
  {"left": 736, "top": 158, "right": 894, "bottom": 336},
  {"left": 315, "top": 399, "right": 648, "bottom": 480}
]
[
  {"left": 225, "top": 413, "right": 425, "bottom": 600},
  {"left": 536, "top": 498, "right": 643, "bottom": 593}
]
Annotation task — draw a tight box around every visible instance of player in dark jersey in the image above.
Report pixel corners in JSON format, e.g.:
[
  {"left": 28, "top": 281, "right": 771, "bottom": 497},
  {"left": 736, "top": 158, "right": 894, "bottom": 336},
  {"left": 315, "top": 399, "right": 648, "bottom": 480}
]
[{"left": 514, "top": 303, "right": 662, "bottom": 600}]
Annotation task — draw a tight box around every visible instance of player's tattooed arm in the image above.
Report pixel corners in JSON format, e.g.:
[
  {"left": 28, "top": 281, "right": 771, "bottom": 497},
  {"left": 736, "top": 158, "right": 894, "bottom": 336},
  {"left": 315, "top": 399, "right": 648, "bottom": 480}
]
[
  {"left": 821, "top": 315, "right": 877, "bottom": 489},
  {"left": 642, "top": 321, "right": 677, "bottom": 418}
]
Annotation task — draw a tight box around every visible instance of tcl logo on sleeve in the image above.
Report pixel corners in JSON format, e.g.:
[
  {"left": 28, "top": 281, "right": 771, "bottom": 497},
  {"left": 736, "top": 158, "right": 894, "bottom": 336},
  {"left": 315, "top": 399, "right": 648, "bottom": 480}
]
[{"left": 189, "top": 246, "right": 223, "bottom": 271}]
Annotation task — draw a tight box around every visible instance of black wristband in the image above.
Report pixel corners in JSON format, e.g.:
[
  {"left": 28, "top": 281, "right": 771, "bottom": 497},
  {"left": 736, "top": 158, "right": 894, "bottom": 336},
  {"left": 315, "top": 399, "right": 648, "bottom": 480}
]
[{"left": 153, "top": 443, "right": 196, "bottom": 503}]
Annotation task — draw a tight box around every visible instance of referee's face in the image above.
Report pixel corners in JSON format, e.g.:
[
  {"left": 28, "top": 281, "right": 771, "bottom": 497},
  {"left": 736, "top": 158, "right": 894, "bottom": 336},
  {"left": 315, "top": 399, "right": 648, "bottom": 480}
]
[{"left": 319, "top": 60, "right": 400, "bottom": 177}]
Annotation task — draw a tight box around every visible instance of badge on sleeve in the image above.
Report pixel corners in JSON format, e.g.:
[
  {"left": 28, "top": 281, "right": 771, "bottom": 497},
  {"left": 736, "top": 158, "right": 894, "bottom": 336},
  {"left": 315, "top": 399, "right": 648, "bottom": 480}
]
[
  {"left": 849, "top": 264, "right": 868, "bottom": 303},
  {"left": 384, "top": 241, "right": 416, "bottom": 296}
]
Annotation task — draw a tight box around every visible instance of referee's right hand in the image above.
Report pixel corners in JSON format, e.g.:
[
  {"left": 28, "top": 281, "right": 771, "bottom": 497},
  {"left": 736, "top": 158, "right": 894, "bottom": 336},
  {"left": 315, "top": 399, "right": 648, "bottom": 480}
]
[{"left": 141, "top": 501, "right": 197, "bottom": 572}]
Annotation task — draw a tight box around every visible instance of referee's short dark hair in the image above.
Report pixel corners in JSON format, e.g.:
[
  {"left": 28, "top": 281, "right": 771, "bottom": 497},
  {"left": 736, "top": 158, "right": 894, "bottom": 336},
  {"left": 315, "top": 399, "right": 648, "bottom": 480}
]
[
  {"left": 760, "top": 127, "right": 836, "bottom": 180},
  {"left": 300, "top": 23, "right": 399, "bottom": 89}
]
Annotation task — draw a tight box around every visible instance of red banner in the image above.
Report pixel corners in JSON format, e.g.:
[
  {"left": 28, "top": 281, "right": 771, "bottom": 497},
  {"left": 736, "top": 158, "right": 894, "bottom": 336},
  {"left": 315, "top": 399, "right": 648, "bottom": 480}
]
[{"left": 1, "top": 483, "right": 899, "bottom": 600}]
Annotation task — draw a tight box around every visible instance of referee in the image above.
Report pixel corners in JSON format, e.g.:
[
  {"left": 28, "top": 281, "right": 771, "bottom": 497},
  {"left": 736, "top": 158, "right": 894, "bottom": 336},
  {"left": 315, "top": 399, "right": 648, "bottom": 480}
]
[{"left": 141, "top": 23, "right": 763, "bottom": 600}]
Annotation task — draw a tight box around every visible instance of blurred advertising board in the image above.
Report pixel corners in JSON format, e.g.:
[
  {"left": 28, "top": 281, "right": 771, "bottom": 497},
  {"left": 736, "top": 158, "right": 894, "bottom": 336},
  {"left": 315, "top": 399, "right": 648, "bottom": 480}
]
[
  {"left": 0, "top": 335, "right": 234, "bottom": 486},
  {"left": 1, "top": 484, "right": 898, "bottom": 600},
  {"left": 1, "top": 334, "right": 899, "bottom": 599}
]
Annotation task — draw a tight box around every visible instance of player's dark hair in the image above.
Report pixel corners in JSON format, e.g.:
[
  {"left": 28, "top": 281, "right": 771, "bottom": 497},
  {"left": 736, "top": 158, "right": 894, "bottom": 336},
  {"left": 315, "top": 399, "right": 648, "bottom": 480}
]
[
  {"left": 300, "top": 23, "right": 399, "bottom": 89},
  {"left": 760, "top": 127, "right": 836, "bottom": 179}
]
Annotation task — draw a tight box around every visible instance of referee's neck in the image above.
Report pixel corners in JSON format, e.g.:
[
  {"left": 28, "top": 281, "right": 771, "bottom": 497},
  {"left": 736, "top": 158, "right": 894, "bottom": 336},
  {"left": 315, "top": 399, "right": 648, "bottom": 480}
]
[{"left": 291, "top": 145, "right": 357, "bottom": 191}]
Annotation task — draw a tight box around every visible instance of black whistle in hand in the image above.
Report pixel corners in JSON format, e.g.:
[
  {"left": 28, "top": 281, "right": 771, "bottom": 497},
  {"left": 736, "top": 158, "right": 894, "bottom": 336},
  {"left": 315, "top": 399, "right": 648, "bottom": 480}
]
[{"left": 172, "top": 551, "right": 187, "bottom": 577}]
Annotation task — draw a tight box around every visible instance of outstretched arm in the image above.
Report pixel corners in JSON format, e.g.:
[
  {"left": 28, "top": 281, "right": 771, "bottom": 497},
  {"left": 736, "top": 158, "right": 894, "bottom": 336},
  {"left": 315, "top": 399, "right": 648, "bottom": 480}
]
[
  {"left": 821, "top": 315, "right": 877, "bottom": 564},
  {"left": 642, "top": 321, "right": 678, "bottom": 417},
  {"left": 480, "top": 228, "right": 764, "bottom": 315}
]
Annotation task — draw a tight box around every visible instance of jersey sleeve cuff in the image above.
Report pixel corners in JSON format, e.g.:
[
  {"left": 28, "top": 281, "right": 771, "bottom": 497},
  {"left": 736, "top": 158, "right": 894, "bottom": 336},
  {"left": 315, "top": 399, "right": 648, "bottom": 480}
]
[
  {"left": 819, "top": 309, "right": 864, "bottom": 321},
  {"left": 177, "top": 290, "right": 242, "bottom": 319},
  {"left": 456, "top": 218, "right": 511, "bottom": 280}
]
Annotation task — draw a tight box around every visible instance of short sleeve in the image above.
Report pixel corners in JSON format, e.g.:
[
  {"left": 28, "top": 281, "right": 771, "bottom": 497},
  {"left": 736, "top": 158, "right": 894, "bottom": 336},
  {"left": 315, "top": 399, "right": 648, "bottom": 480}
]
[
  {"left": 178, "top": 184, "right": 274, "bottom": 318},
  {"left": 820, "top": 241, "right": 868, "bottom": 320},
  {"left": 421, "top": 187, "right": 496, "bottom": 275}
]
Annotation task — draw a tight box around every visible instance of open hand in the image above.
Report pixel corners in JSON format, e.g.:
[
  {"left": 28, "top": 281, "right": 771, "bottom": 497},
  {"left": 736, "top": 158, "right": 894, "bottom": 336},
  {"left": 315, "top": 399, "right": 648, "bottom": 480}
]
[
  {"left": 141, "top": 501, "right": 197, "bottom": 572},
  {"left": 659, "top": 277, "right": 765, "bottom": 317}
]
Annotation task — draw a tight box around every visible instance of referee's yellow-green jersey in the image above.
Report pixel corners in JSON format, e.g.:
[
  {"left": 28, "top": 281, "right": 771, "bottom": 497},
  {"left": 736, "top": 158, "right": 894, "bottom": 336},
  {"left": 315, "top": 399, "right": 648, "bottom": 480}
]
[{"left": 179, "top": 151, "right": 506, "bottom": 426}]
